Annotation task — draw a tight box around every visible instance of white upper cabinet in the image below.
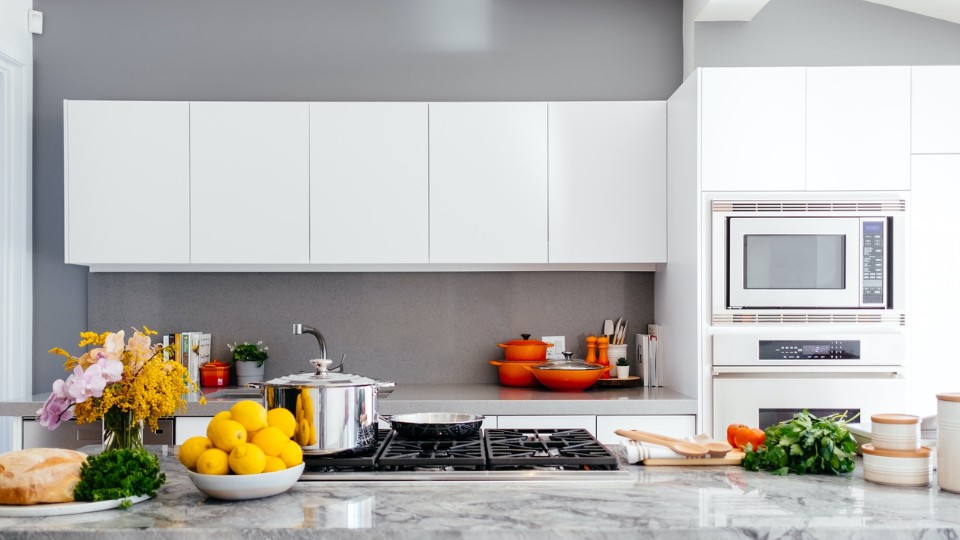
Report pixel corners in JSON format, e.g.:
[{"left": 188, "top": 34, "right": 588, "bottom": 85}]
[
  {"left": 548, "top": 102, "right": 666, "bottom": 262},
  {"left": 309, "top": 103, "right": 428, "bottom": 264},
  {"left": 912, "top": 66, "right": 960, "bottom": 154},
  {"left": 429, "top": 102, "right": 548, "bottom": 264},
  {"left": 64, "top": 101, "right": 190, "bottom": 264},
  {"left": 806, "top": 67, "right": 911, "bottom": 191},
  {"left": 700, "top": 67, "right": 806, "bottom": 192},
  {"left": 190, "top": 102, "right": 310, "bottom": 264}
]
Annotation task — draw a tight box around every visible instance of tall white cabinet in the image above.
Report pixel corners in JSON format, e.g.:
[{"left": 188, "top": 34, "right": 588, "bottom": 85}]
[
  {"left": 912, "top": 66, "right": 960, "bottom": 154},
  {"left": 428, "top": 102, "right": 549, "bottom": 264},
  {"left": 309, "top": 103, "right": 429, "bottom": 264},
  {"left": 547, "top": 102, "right": 666, "bottom": 263},
  {"left": 64, "top": 101, "right": 190, "bottom": 264},
  {"left": 190, "top": 102, "right": 310, "bottom": 264}
]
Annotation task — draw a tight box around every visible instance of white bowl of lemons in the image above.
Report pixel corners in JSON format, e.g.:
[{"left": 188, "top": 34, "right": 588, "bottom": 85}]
[{"left": 179, "top": 401, "right": 305, "bottom": 500}]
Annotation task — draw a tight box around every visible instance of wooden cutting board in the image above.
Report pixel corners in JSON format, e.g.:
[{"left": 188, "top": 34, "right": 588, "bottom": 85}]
[{"left": 642, "top": 450, "right": 744, "bottom": 466}]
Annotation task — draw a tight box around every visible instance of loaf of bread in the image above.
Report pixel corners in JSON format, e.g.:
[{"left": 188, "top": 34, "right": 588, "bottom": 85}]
[{"left": 0, "top": 448, "right": 87, "bottom": 505}]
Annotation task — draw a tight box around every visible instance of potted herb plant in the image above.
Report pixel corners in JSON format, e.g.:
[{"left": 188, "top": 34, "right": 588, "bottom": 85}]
[
  {"left": 615, "top": 357, "right": 629, "bottom": 379},
  {"left": 229, "top": 340, "right": 268, "bottom": 386}
]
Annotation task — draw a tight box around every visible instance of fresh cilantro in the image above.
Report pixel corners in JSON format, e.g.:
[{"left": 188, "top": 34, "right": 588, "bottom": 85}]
[
  {"left": 742, "top": 410, "right": 859, "bottom": 475},
  {"left": 74, "top": 448, "right": 165, "bottom": 503}
]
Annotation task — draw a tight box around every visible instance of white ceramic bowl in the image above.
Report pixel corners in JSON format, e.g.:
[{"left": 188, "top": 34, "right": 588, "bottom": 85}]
[
  {"left": 870, "top": 413, "right": 920, "bottom": 451},
  {"left": 861, "top": 444, "right": 932, "bottom": 487},
  {"left": 186, "top": 463, "right": 305, "bottom": 500}
]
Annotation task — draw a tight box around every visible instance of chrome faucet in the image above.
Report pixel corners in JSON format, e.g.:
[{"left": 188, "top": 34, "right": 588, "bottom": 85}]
[{"left": 292, "top": 323, "right": 328, "bottom": 360}]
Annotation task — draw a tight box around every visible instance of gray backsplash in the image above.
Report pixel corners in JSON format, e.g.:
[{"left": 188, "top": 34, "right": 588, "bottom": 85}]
[{"left": 88, "top": 272, "right": 653, "bottom": 385}]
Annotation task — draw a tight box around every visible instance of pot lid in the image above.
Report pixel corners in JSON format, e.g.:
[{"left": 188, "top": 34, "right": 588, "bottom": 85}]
[
  {"left": 532, "top": 360, "right": 605, "bottom": 371},
  {"left": 265, "top": 359, "right": 379, "bottom": 388},
  {"left": 501, "top": 334, "right": 550, "bottom": 346},
  {"left": 871, "top": 413, "right": 920, "bottom": 425}
]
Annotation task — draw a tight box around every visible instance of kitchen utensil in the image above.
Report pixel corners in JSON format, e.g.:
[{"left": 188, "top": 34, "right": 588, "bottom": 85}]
[
  {"left": 603, "top": 320, "right": 614, "bottom": 341},
  {"left": 640, "top": 451, "right": 745, "bottom": 467},
  {"left": 497, "top": 334, "right": 551, "bottom": 361},
  {"left": 255, "top": 358, "right": 395, "bottom": 455},
  {"left": 382, "top": 412, "right": 485, "bottom": 440},
  {"left": 489, "top": 359, "right": 544, "bottom": 387},
  {"left": 521, "top": 362, "right": 612, "bottom": 391},
  {"left": 614, "top": 429, "right": 709, "bottom": 458},
  {"left": 187, "top": 463, "right": 305, "bottom": 500},
  {"left": 692, "top": 433, "right": 735, "bottom": 458}
]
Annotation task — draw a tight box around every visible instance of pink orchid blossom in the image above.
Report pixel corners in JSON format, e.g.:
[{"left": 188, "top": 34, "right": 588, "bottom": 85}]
[
  {"left": 65, "top": 365, "right": 107, "bottom": 403},
  {"left": 37, "top": 383, "right": 74, "bottom": 429},
  {"left": 97, "top": 357, "right": 124, "bottom": 383}
]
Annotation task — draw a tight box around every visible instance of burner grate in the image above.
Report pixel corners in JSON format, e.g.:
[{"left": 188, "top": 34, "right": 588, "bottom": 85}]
[
  {"left": 303, "top": 429, "right": 392, "bottom": 472},
  {"left": 378, "top": 437, "right": 486, "bottom": 471},
  {"left": 485, "top": 428, "right": 619, "bottom": 470}
]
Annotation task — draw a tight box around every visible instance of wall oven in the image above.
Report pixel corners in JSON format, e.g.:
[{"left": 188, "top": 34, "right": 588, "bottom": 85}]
[{"left": 712, "top": 198, "right": 906, "bottom": 322}]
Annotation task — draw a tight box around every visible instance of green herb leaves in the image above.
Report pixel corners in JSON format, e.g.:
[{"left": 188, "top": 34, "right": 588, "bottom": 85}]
[
  {"left": 742, "top": 410, "right": 859, "bottom": 475},
  {"left": 74, "top": 448, "right": 165, "bottom": 503}
]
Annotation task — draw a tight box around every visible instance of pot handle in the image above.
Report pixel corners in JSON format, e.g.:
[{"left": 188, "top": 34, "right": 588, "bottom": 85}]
[
  {"left": 497, "top": 343, "right": 508, "bottom": 349},
  {"left": 489, "top": 360, "right": 504, "bottom": 366},
  {"left": 520, "top": 365, "right": 537, "bottom": 373},
  {"left": 376, "top": 381, "right": 396, "bottom": 396}
]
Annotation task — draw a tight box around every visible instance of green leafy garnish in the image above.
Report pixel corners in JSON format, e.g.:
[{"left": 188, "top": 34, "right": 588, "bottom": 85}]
[
  {"left": 742, "top": 410, "right": 859, "bottom": 475},
  {"left": 74, "top": 448, "right": 165, "bottom": 503}
]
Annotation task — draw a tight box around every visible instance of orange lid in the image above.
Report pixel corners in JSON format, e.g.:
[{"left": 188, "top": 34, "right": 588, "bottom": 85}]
[
  {"left": 861, "top": 444, "right": 931, "bottom": 458},
  {"left": 937, "top": 393, "right": 960, "bottom": 402},
  {"left": 871, "top": 413, "right": 920, "bottom": 425}
]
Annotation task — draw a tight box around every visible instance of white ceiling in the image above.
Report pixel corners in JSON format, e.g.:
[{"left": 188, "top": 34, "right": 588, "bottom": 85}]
[{"left": 695, "top": 0, "right": 960, "bottom": 25}]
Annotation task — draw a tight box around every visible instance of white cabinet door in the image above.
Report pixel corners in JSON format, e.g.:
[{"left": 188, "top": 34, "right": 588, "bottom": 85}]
[
  {"left": 310, "top": 103, "right": 429, "bottom": 264},
  {"left": 806, "top": 67, "right": 911, "bottom": 191},
  {"left": 175, "top": 416, "right": 212, "bottom": 445},
  {"left": 912, "top": 66, "right": 960, "bottom": 154},
  {"left": 909, "top": 155, "right": 960, "bottom": 416},
  {"left": 496, "top": 416, "right": 596, "bottom": 435},
  {"left": 548, "top": 102, "right": 666, "bottom": 263},
  {"left": 190, "top": 102, "right": 310, "bottom": 264},
  {"left": 429, "top": 102, "right": 548, "bottom": 263},
  {"left": 595, "top": 415, "right": 696, "bottom": 445},
  {"left": 700, "top": 68, "right": 806, "bottom": 192},
  {"left": 64, "top": 101, "right": 190, "bottom": 264}
]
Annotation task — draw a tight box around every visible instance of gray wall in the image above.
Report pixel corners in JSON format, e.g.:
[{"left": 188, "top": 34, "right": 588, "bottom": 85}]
[
  {"left": 696, "top": 0, "right": 960, "bottom": 67},
  {"left": 32, "top": 0, "right": 681, "bottom": 391}
]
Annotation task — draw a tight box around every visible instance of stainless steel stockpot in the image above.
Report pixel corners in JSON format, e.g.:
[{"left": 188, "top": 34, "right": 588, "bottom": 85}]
[{"left": 259, "top": 359, "right": 395, "bottom": 455}]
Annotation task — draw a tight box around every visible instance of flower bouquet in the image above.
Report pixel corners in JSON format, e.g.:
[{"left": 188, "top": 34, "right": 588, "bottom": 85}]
[{"left": 39, "top": 326, "right": 203, "bottom": 450}]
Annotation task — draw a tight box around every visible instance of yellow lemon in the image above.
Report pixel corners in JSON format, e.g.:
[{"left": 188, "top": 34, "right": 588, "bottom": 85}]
[
  {"left": 205, "top": 411, "right": 232, "bottom": 439},
  {"left": 267, "top": 408, "right": 296, "bottom": 439},
  {"left": 263, "top": 456, "right": 287, "bottom": 473},
  {"left": 208, "top": 419, "right": 247, "bottom": 452},
  {"left": 279, "top": 439, "right": 303, "bottom": 468},
  {"left": 252, "top": 426, "right": 289, "bottom": 457},
  {"left": 297, "top": 418, "right": 311, "bottom": 446},
  {"left": 228, "top": 443, "right": 267, "bottom": 475},
  {"left": 196, "top": 448, "right": 230, "bottom": 475},
  {"left": 230, "top": 401, "right": 268, "bottom": 433},
  {"left": 178, "top": 436, "right": 214, "bottom": 470}
]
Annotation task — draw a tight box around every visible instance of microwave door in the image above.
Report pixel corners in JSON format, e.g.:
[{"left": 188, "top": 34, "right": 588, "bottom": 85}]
[{"left": 727, "top": 217, "right": 861, "bottom": 309}]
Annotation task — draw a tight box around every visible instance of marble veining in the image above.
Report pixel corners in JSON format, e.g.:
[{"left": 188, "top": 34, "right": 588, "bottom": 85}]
[{"left": 2, "top": 446, "right": 960, "bottom": 539}]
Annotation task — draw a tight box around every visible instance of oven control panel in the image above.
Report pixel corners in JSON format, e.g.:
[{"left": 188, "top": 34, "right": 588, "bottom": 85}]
[{"left": 759, "top": 340, "right": 861, "bottom": 360}]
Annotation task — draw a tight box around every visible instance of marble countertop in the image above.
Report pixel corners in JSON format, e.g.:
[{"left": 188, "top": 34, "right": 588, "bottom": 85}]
[
  {"left": 1, "top": 445, "right": 959, "bottom": 539},
  {"left": 1, "top": 384, "right": 696, "bottom": 418}
]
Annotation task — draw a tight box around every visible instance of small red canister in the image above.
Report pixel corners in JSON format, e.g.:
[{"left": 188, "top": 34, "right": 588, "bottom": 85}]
[{"left": 200, "top": 360, "right": 231, "bottom": 387}]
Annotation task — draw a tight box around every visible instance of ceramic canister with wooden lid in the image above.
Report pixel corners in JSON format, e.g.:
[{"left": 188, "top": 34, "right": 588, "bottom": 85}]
[
  {"left": 871, "top": 413, "right": 921, "bottom": 451},
  {"left": 937, "top": 393, "right": 960, "bottom": 493}
]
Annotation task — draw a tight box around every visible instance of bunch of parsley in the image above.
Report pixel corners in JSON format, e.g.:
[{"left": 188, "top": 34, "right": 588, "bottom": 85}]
[
  {"left": 742, "top": 410, "right": 859, "bottom": 475},
  {"left": 74, "top": 448, "right": 165, "bottom": 506}
]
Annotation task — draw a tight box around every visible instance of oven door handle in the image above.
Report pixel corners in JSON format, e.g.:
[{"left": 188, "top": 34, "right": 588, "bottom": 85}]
[{"left": 712, "top": 365, "right": 904, "bottom": 376}]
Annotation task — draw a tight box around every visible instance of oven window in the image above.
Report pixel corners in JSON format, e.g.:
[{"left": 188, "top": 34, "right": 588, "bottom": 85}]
[{"left": 743, "top": 235, "right": 845, "bottom": 289}]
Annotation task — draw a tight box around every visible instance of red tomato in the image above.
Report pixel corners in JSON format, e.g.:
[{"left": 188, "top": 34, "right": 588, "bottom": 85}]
[
  {"left": 726, "top": 423, "right": 748, "bottom": 447},
  {"left": 726, "top": 423, "right": 766, "bottom": 451}
]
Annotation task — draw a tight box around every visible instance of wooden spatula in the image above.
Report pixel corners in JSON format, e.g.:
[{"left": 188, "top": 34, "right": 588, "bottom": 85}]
[{"left": 615, "top": 429, "right": 709, "bottom": 458}]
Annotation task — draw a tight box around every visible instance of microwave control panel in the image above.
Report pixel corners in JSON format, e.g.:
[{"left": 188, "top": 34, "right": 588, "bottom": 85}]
[
  {"left": 861, "top": 219, "right": 886, "bottom": 306},
  {"left": 759, "top": 340, "right": 861, "bottom": 360}
]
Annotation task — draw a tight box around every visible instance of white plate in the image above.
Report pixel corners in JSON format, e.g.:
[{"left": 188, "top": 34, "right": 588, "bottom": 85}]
[
  {"left": 0, "top": 494, "right": 151, "bottom": 518},
  {"left": 187, "top": 463, "right": 304, "bottom": 500}
]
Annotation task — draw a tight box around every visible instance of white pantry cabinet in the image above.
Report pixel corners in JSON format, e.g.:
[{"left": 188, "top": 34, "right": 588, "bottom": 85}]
[
  {"left": 428, "top": 102, "right": 548, "bottom": 264},
  {"left": 806, "top": 67, "right": 911, "bottom": 191},
  {"left": 548, "top": 102, "right": 666, "bottom": 263},
  {"left": 190, "top": 102, "right": 310, "bottom": 264},
  {"left": 912, "top": 66, "right": 960, "bottom": 154},
  {"left": 700, "top": 67, "right": 806, "bottom": 192},
  {"left": 64, "top": 100, "right": 190, "bottom": 264},
  {"left": 310, "top": 103, "right": 429, "bottom": 264}
]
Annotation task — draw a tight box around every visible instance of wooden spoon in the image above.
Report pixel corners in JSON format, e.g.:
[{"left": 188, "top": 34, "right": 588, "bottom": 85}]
[
  {"left": 693, "top": 434, "right": 735, "bottom": 458},
  {"left": 615, "top": 429, "right": 709, "bottom": 458}
]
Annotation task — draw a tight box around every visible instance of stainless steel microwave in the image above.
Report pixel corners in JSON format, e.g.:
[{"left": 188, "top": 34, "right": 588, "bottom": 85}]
[{"left": 711, "top": 199, "right": 906, "bottom": 312}]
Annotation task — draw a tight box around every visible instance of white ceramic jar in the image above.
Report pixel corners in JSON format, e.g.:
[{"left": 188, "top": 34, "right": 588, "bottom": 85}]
[
  {"left": 937, "top": 393, "right": 960, "bottom": 493},
  {"left": 861, "top": 444, "right": 933, "bottom": 487},
  {"left": 870, "top": 413, "right": 920, "bottom": 451}
]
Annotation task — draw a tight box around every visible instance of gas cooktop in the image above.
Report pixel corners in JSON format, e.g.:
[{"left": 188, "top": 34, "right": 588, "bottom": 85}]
[{"left": 299, "top": 428, "right": 632, "bottom": 482}]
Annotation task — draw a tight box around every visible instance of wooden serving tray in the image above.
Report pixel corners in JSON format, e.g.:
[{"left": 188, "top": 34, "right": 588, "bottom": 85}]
[
  {"left": 594, "top": 376, "right": 642, "bottom": 388},
  {"left": 642, "top": 450, "right": 744, "bottom": 466}
]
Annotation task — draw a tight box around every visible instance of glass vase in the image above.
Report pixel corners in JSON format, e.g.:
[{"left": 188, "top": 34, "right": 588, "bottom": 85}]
[{"left": 102, "top": 407, "right": 143, "bottom": 451}]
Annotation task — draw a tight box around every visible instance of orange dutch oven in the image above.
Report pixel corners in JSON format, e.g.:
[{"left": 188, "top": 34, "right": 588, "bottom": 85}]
[
  {"left": 497, "top": 334, "right": 551, "bottom": 361},
  {"left": 489, "top": 360, "right": 545, "bottom": 387}
]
